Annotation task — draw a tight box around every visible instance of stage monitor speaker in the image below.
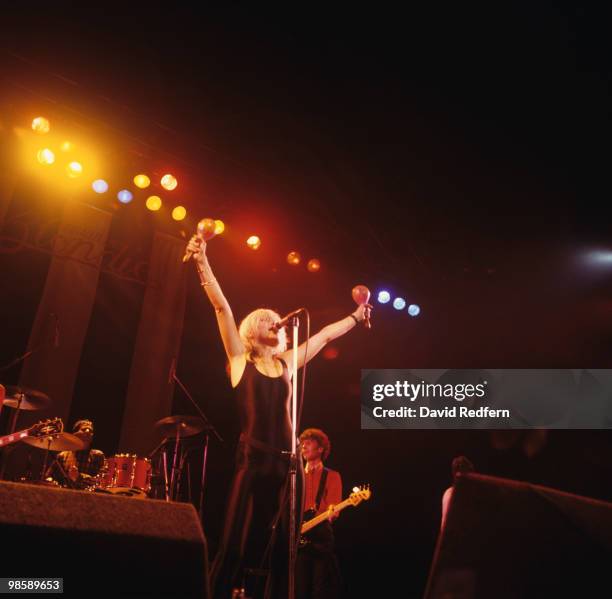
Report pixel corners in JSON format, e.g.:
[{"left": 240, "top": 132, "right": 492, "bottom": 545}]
[
  {"left": 425, "top": 473, "right": 612, "bottom": 599},
  {"left": 0, "top": 480, "right": 209, "bottom": 598}
]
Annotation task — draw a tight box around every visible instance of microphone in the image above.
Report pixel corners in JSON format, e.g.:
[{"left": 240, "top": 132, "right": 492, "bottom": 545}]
[
  {"left": 168, "top": 357, "right": 177, "bottom": 384},
  {"left": 182, "top": 218, "right": 217, "bottom": 263},
  {"left": 269, "top": 308, "right": 305, "bottom": 332}
]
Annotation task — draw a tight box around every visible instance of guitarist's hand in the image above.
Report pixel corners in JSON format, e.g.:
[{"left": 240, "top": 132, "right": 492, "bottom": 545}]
[{"left": 327, "top": 505, "right": 339, "bottom": 522}]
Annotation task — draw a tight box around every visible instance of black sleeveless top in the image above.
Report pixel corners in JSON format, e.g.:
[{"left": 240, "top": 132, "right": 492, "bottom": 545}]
[{"left": 235, "top": 358, "right": 292, "bottom": 453}]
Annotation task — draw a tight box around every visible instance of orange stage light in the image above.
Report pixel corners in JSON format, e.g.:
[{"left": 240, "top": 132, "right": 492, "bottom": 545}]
[
  {"left": 172, "top": 206, "right": 187, "bottom": 221},
  {"left": 37, "top": 148, "right": 55, "bottom": 165},
  {"left": 287, "top": 251, "right": 301, "bottom": 266},
  {"left": 32, "top": 117, "right": 50, "bottom": 134},
  {"left": 247, "top": 235, "right": 261, "bottom": 250},
  {"left": 161, "top": 174, "right": 178, "bottom": 190},
  {"left": 146, "top": 195, "right": 162, "bottom": 211},
  {"left": 134, "top": 174, "right": 151, "bottom": 189},
  {"left": 66, "top": 161, "right": 83, "bottom": 178},
  {"left": 307, "top": 259, "right": 321, "bottom": 272},
  {"left": 60, "top": 141, "right": 74, "bottom": 152}
]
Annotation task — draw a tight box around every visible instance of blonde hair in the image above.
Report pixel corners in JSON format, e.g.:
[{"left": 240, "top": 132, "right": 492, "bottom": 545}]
[{"left": 238, "top": 308, "right": 287, "bottom": 361}]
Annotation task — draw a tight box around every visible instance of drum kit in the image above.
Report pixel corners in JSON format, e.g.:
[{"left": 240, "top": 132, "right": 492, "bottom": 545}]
[{"left": 0, "top": 384, "right": 211, "bottom": 501}]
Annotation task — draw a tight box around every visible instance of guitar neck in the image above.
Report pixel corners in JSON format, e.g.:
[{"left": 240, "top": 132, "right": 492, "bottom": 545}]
[
  {"left": 301, "top": 497, "right": 353, "bottom": 534},
  {"left": 0, "top": 429, "right": 31, "bottom": 448}
]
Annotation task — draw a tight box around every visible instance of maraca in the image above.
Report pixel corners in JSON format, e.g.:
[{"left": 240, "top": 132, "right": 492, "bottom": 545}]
[
  {"left": 351, "top": 284, "right": 371, "bottom": 329},
  {"left": 182, "top": 218, "right": 218, "bottom": 262},
  {"left": 197, "top": 218, "right": 217, "bottom": 241}
]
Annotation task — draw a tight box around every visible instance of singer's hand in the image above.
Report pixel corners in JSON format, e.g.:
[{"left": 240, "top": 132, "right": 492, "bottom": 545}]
[
  {"left": 352, "top": 303, "right": 373, "bottom": 323},
  {"left": 186, "top": 235, "right": 206, "bottom": 265}
]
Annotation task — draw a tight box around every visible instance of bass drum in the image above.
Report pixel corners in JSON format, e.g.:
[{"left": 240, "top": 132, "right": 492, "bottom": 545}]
[{"left": 97, "top": 454, "right": 151, "bottom": 498}]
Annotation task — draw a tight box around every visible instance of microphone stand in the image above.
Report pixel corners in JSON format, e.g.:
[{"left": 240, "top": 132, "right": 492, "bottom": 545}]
[
  {"left": 287, "top": 315, "right": 299, "bottom": 599},
  {"left": 0, "top": 313, "right": 58, "bottom": 376},
  {"left": 170, "top": 367, "right": 223, "bottom": 521}
]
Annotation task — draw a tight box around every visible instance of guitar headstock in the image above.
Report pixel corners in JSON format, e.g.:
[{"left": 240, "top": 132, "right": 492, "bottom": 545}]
[
  {"left": 349, "top": 484, "right": 372, "bottom": 506},
  {"left": 30, "top": 418, "right": 63, "bottom": 437}
]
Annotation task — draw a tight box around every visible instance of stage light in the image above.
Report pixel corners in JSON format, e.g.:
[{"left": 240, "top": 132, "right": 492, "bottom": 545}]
[
  {"left": 66, "top": 161, "right": 83, "bottom": 178},
  {"left": 172, "top": 206, "right": 186, "bottom": 221},
  {"left": 377, "top": 291, "right": 391, "bottom": 304},
  {"left": 60, "top": 141, "right": 73, "bottom": 152},
  {"left": 118, "top": 189, "right": 133, "bottom": 204},
  {"left": 92, "top": 179, "right": 109, "bottom": 193},
  {"left": 307, "top": 259, "right": 321, "bottom": 272},
  {"left": 134, "top": 174, "right": 150, "bottom": 189},
  {"left": 287, "top": 251, "right": 301, "bottom": 266},
  {"left": 37, "top": 148, "right": 55, "bottom": 165},
  {"left": 214, "top": 220, "right": 225, "bottom": 235},
  {"left": 393, "top": 297, "right": 406, "bottom": 310},
  {"left": 32, "top": 117, "right": 50, "bottom": 134},
  {"left": 408, "top": 304, "right": 421, "bottom": 317},
  {"left": 247, "top": 236, "right": 261, "bottom": 250},
  {"left": 585, "top": 250, "right": 612, "bottom": 265},
  {"left": 322, "top": 346, "right": 339, "bottom": 360},
  {"left": 161, "top": 174, "right": 178, "bottom": 190},
  {"left": 146, "top": 195, "right": 162, "bottom": 211}
]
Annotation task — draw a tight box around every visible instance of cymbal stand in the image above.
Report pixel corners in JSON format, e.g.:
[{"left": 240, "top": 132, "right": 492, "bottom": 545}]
[
  {"left": 0, "top": 394, "right": 23, "bottom": 481},
  {"left": 170, "top": 366, "right": 223, "bottom": 517},
  {"left": 7, "top": 393, "right": 23, "bottom": 435},
  {"left": 148, "top": 438, "right": 171, "bottom": 501},
  {"left": 39, "top": 436, "right": 53, "bottom": 482},
  {"left": 169, "top": 425, "right": 181, "bottom": 500},
  {"left": 159, "top": 450, "right": 168, "bottom": 501}
]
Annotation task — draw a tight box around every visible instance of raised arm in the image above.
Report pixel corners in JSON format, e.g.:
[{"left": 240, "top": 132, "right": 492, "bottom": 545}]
[
  {"left": 278, "top": 303, "right": 372, "bottom": 372},
  {"left": 187, "top": 236, "right": 245, "bottom": 361}
]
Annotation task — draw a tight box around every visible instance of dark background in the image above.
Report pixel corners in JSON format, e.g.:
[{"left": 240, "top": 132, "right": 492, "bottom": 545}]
[{"left": 1, "top": 4, "right": 612, "bottom": 597}]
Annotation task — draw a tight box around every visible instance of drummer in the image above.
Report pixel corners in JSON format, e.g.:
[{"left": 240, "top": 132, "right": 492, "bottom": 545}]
[{"left": 47, "top": 419, "right": 105, "bottom": 490}]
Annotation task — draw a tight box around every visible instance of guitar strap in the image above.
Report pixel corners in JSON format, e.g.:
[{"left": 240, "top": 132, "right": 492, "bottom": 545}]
[{"left": 314, "top": 467, "right": 329, "bottom": 512}]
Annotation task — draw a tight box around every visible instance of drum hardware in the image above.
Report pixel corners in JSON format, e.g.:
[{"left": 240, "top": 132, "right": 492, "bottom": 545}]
[
  {"left": 165, "top": 363, "right": 223, "bottom": 516},
  {"left": 22, "top": 431, "right": 85, "bottom": 483},
  {"left": 0, "top": 326, "right": 57, "bottom": 478},
  {"left": 0, "top": 385, "right": 53, "bottom": 481},
  {"left": 3, "top": 386, "right": 52, "bottom": 411},
  {"left": 154, "top": 415, "right": 210, "bottom": 501}
]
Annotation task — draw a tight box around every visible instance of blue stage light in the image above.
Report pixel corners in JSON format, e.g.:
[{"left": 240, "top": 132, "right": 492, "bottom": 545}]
[
  {"left": 92, "top": 179, "right": 108, "bottom": 194},
  {"left": 408, "top": 304, "right": 421, "bottom": 317},
  {"left": 117, "top": 189, "right": 133, "bottom": 204},
  {"left": 377, "top": 291, "right": 391, "bottom": 304}
]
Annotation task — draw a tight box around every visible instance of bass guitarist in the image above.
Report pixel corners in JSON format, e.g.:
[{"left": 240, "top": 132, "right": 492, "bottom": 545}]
[{"left": 297, "top": 428, "right": 343, "bottom": 599}]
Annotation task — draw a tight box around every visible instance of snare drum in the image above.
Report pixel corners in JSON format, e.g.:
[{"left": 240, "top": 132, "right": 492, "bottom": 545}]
[{"left": 98, "top": 454, "right": 151, "bottom": 497}]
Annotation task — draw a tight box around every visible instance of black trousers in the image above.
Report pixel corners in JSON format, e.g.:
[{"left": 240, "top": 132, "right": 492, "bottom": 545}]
[
  {"left": 211, "top": 443, "right": 304, "bottom": 599},
  {"left": 296, "top": 521, "right": 342, "bottom": 599}
]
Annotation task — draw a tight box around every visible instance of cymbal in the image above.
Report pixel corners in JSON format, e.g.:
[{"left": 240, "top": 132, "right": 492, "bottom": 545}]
[
  {"left": 23, "top": 432, "right": 86, "bottom": 452},
  {"left": 155, "top": 415, "right": 208, "bottom": 438},
  {"left": 3, "top": 386, "right": 51, "bottom": 411}
]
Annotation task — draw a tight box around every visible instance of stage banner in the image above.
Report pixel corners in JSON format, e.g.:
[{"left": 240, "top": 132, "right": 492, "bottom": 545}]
[
  {"left": 119, "top": 232, "right": 187, "bottom": 455},
  {"left": 361, "top": 369, "right": 612, "bottom": 429},
  {"left": 18, "top": 202, "right": 112, "bottom": 424}
]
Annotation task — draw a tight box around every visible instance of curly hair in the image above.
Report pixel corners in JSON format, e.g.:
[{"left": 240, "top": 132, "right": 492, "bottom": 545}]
[{"left": 299, "top": 428, "right": 331, "bottom": 461}]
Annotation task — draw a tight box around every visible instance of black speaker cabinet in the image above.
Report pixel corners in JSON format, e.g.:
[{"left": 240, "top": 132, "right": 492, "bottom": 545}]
[
  {"left": 0, "top": 481, "right": 209, "bottom": 598},
  {"left": 425, "top": 473, "right": 612, "bottom": 599}
]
